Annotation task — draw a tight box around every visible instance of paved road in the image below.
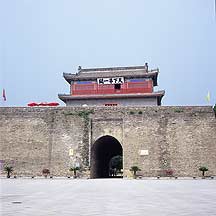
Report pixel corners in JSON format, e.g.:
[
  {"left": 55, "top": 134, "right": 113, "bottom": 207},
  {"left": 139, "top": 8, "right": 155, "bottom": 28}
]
[{"left": 1, "top": 179, "right": 216, "bottom": 216}]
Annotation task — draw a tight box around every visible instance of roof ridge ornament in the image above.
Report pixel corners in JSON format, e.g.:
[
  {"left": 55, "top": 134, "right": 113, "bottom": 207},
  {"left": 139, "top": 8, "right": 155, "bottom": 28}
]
[
  {"left": 145, "top": 62, "right": 148, "bottom": 73},
  {"left": 78, "top": 65, "right": 82, "bottom": 71}
]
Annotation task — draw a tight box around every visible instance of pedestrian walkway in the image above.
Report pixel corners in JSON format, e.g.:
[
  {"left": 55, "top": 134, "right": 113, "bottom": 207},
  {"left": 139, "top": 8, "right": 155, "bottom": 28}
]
[{"left": 1, "top": 179, "right": 216, "bottom": 216}]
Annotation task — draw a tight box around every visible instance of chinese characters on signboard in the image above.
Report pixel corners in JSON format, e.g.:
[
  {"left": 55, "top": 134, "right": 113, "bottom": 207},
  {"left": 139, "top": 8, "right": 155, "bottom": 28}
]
[{"left": 97, "top": 77, "right": 124, "bottom": 85}]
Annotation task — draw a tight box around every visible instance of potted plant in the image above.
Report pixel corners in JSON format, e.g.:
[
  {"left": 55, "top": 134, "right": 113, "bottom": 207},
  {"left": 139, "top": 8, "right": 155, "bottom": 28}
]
[
  {"left": 199, "top": 166, "right": 208, "bottom": 178},
  {"left": 165, "top": 169, "right": 174, "bottom": 178},
  {"left": 69, "top": 166, "right": 80, "bottom": 178},
  {"left": 4, "top": 166, "right": 13, "bottom": 178},
  {"left": 42, "top": 168, "right": 50, "bottom": 178},
  {"left": 130, "top": 166, "right": 141, "bottom": 179}
]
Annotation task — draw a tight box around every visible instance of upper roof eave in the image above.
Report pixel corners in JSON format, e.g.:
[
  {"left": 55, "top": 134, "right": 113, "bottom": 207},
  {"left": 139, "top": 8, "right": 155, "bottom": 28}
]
[{"left": 63, "top": 69, "right": 159, "bottom": 86}]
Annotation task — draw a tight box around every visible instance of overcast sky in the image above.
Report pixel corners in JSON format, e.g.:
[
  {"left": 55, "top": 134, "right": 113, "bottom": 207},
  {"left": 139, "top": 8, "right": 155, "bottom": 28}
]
[{"left": 0, "top": 0, "right": 215, "bottom": 106}]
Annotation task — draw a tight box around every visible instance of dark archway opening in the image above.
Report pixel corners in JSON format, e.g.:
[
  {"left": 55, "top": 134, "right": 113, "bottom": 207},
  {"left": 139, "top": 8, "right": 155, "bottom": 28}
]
[{"left": 90, "top": 135, "right": 123, "bottom": 178}]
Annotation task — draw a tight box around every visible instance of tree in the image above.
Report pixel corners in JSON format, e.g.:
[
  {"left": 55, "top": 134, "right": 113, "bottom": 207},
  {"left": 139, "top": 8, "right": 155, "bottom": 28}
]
[
  {"left": 109, "top": 155, "right": 123, "bottom": 175},
  {"left": 69, "top": 167, "right": 80, "bottom": 178},
  {"left": 4, "top": 166, "right": 13, "bottom": 178},
  {"left": 199, "top": 166, "right": 208, "bottom": 178},
  {"left": 130, "top": 166, "right": 141, "bottom": 178},
  {"left": 213, "top": 104, "right": 216, "bottom": 117}
]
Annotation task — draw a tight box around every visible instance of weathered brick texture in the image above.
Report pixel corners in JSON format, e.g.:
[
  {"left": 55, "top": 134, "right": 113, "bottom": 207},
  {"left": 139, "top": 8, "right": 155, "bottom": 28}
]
[{"left": 0, "top": 106, "right": 215, "bottom": 177}]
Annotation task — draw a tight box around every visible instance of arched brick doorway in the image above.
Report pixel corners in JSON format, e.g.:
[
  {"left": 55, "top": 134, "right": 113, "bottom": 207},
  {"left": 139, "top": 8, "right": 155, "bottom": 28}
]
[{"left": 90, "top": 135, "right": 123, "bottom": 178}]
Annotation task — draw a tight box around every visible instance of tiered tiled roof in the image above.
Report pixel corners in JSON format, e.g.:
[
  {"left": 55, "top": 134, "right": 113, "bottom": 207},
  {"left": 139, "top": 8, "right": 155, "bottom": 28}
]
[{"left": 63, "top": 66, "right": 159, "bottom": 86}]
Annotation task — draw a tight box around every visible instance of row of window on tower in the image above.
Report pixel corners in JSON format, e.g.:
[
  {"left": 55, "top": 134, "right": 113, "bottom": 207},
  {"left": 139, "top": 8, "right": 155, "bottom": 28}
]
[{"left": 72, "top": 79, "right": 153, "bottom": 95}]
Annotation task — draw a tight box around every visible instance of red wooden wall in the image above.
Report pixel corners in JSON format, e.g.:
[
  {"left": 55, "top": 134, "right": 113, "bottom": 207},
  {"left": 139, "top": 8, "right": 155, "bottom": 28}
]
[{"left": 71, "top": 80, "right": 153, "bottom": 95}]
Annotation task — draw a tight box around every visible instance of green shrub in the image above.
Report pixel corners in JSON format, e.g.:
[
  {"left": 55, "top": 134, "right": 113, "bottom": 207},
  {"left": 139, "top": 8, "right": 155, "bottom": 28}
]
[
  {"left": 174, "top": 109, "right": 183, "bottom": 113},
  {"left": 213, "top": 104, "right": 216, "bottom": 112},
  {"left": 130, "top": 166, "right": 141, "bottom": 178},
  {"left": 4, "top": 166, "right": 13, "bottom": 178},
  {"left": 213, "top": 104, "right": 216, "bottom": 116},
  {"left": 69, "top": 167, "right": 80, "bottom": 178},
  {"left": 199, "top": 166, "right": 208, "bottom": 177}
]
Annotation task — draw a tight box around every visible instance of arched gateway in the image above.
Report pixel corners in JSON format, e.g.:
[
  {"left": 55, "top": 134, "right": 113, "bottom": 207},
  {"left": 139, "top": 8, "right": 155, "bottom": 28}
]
[{"left": 90, "top": 135, "right": 123, "bottom": 178}]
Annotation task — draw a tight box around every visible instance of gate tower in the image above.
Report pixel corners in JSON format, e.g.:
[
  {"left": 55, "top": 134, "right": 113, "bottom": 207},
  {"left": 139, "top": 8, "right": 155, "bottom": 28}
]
[{"left": 58, "top": 64, "right": 165, "bottom": 106}]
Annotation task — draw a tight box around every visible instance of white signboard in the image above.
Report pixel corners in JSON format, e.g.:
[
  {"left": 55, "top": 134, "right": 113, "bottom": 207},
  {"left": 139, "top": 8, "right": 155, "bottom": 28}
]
[
  {"left": 139, "top": 150, "right": 149, "bottom": 156},
  {"left": 97, "top": 77, "right": 124, "bottom": 85},
  {"left": 69, "top": 149, "right": 74, "bottom": 156}
]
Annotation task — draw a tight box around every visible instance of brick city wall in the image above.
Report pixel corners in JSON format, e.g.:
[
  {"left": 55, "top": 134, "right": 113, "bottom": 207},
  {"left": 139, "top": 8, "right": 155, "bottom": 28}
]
[{"left": 0, "top": 106, "right": 216, "bottom": 177}]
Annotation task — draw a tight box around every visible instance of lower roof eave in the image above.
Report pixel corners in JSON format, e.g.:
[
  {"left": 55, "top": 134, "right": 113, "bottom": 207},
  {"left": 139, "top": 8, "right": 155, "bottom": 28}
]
[{"left": 58, "top": 91, "right": 165, "bottom": 102}]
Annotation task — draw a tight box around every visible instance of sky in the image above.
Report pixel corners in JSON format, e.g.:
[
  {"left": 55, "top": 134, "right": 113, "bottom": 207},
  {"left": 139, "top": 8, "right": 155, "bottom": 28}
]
[{"left": 0, "top": 0, "right": 216, "bottom": 106}]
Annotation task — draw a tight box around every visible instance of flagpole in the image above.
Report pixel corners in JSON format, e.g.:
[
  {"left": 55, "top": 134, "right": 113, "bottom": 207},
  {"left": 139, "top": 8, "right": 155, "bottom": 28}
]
[
  {"left": 215, "top": 0, "right": 216, "bottom": 20},
  {"left": 2, "top": 89, "right": 7, "bottom": 107}
]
